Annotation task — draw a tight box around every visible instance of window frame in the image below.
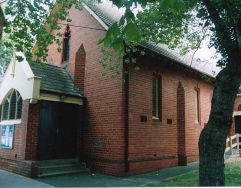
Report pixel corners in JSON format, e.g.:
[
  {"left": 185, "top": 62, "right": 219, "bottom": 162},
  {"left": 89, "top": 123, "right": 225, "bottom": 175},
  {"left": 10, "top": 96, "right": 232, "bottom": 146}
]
[
  {"left": 62, "top": 26, "right": 71, "bottom": 63},
  {"left": 0, "top": 124, "right": 15, "bottom": 149},
  {"left": 1, "top": 90, "right": 23, "bottom": 122},
  {"left": 194, "top": 87, "right": 201, "bottom": 124},
  {"left": 152, "top": 75, "right": 162, "bottom": 121}
]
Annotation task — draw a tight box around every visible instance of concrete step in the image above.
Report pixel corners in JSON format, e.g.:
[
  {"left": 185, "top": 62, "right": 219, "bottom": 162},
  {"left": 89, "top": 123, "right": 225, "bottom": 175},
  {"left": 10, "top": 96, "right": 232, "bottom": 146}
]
[
  {"left": 37, "top": 158, "right": 89, "bottom": 177},
  {"left": 38, "top": 169, "right": 89, "bottom": 178},
  {"left": 224, "top": 149, "right": 241, "bottom": 160},
  {"left": 36, "top": 158, "right": 80, "bottom": 166}
]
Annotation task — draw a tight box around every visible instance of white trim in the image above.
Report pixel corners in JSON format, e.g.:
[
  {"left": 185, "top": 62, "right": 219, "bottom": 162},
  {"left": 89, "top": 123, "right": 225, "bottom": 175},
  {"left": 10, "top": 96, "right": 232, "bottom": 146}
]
[
  {"left": 0, "top": 119, "right": 21, "bottom": 125},
  {"left": 0, "top": 53, "right": 36, "bottom": 104},
  {"left": 83, "top": 3, "right": 109, "bottom": 30},
  {"left": 40, "top": 93, "right": 83, "bottom": 105},
  {"left": 233, "top": 111, "right": 241, "bottom": 117}
]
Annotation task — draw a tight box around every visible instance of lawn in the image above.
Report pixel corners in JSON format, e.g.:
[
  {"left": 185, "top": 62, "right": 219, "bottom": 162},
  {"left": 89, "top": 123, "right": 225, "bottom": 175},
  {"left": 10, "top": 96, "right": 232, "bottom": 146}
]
[{"left": 145, "top": 160, "right": 241, "bottom": 187}]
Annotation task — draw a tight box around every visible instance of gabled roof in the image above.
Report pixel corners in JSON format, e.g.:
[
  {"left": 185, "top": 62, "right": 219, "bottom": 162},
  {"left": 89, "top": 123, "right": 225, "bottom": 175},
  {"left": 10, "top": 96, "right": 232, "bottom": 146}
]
[
  {"left": 31, "top": 63, "right": 83, "bottom": 97},
  {"left": 84, "top": 1, "right": 220, "bottom": 78}
]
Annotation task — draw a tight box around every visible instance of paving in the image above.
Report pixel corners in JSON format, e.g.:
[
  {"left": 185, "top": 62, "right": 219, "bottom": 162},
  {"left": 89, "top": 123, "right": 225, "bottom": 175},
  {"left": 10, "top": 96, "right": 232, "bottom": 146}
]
[
  {"left": 36, "top": 162, "right": 199, "bottom": 187},
  {"left": 0, "top": 162, "right": 198, "bottom": 187},
  {"left": 0, "top": 170, "right": 54, "bottom": 188}
]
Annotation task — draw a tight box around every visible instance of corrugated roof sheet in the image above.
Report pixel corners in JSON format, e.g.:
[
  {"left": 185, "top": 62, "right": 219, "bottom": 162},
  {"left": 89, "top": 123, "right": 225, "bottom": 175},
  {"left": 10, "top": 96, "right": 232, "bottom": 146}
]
[
  {"left": 31, "top": 63, "right": 83, "bottom": 97},
  {"left": 84, "top": 0, "right": 221, "bottom": 78}
]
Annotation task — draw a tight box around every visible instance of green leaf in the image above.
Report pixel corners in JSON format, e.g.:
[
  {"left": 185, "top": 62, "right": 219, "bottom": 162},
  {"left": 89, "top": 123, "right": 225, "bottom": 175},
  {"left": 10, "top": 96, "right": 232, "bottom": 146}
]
[
  {"left": 112, "top": 37, "right": 123, "bottom": 51},
  {"left": 123, "top": 22, "right": 141, "bottom": 42}
]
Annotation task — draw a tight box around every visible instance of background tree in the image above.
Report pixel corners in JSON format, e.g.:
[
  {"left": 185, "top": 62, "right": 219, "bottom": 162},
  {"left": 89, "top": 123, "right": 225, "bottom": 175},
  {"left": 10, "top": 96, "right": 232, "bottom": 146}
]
[
  {"left": 1, "top": 0, "right": 241, "bottom": 186},
  {"left": 0, "top": 41, "right": 12, "bottom": 77}
]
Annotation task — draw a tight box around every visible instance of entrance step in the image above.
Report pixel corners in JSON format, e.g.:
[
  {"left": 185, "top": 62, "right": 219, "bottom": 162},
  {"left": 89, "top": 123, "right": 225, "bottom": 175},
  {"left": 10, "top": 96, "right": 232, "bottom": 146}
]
[{"left": 36, "top": 158, "right": 89, "bottom": 178}]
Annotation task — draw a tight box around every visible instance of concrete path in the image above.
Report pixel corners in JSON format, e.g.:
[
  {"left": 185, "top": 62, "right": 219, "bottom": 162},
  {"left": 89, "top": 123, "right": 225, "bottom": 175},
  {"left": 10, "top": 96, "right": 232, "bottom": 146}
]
[
  {"left": 0, "top": 170, "right": 54, "bottom": 188},
  {"left": 36, "top": 162, "right": 199, "bottom": 187}
]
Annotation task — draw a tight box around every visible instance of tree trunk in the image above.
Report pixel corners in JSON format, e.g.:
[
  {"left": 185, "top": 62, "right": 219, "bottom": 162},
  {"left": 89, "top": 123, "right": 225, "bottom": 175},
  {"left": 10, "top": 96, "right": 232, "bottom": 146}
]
[{"left": 199, "top": 67, "right": 241, "bottom": 186}]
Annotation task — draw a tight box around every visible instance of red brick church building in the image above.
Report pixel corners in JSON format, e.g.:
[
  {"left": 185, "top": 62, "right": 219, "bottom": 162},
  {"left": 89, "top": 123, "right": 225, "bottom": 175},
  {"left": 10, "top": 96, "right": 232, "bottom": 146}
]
[{"left": 0, "top": 1, "right": 240, "bottom": 177}]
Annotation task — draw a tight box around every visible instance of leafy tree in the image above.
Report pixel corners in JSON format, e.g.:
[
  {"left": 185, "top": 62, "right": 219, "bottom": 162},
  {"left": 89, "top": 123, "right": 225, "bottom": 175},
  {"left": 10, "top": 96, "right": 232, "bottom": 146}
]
[
  {"left": 0, "top": 6, "right": 11, "bottom": 77},
  {"left": 0, "top": 41, "right": 12, "bottom": 76},
  {"left": 1, "top": 0, "right": 241, "bottom": 186}
]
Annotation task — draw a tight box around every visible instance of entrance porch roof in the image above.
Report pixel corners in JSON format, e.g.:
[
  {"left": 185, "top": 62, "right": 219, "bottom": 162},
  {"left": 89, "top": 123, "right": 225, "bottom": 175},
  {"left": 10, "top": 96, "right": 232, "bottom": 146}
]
[{"left": 0, "top": 53, "right": 83, "bottom": 105}]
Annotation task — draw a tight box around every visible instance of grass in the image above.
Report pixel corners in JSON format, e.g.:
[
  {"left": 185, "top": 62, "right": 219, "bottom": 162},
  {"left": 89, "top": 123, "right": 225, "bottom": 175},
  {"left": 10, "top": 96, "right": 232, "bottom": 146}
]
[{"left": 145, "top": 160, "right": 241, "bottom": 187}]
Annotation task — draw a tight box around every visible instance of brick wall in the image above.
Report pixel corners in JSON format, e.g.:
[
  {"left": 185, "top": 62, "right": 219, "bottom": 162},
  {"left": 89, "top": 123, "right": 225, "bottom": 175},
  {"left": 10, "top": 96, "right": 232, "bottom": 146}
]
[
  {"left": 25, "top": 103, "right": 39, "bottom": 161},
  {"left": 46, "top": 6, "right": 216, "bottom": 175},
  {"left": 177, "top": 82, "right": 186, "bottom": 165},
  {"left": 0, "top": 100, "right": 29, "bottom": 160},
  {"left": 127, "top": 54, "right": 213, "bottom": 174},
  {"left": 47, "top": 7, "right": 126, "bottom": 175},
  {"left": 74, "top": 44, "right": 86, "bottom": 91},
  {"left": 0, "top": 100, "right": 38, "bottom": 177}
]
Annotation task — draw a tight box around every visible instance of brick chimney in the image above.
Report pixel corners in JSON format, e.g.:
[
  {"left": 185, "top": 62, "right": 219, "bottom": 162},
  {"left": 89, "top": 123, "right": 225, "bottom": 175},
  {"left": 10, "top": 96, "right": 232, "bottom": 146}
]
[{"left": 74, "top": 44, "right": 86, "bottom": 91}]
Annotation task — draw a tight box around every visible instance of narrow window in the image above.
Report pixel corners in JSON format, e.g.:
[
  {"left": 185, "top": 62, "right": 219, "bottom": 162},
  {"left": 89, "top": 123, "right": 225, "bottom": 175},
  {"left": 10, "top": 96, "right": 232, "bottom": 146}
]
[
  {"left": 152, "top": 76, "right": 162, "bottom": 120},
  {"left": 2, "top": 99, "right": 9, "bottom": 120},
  {"left": 62, "top": 26, "right": 71, "bottom": 63},
  {"left": 10, "top": 91, "right": 17, "bottom": 119},
  {"left": 16, "top": 96, "right": 23, "bottom": 119},
  {"left": 195, "top": 88, "right": 200, "bottom": 123}
]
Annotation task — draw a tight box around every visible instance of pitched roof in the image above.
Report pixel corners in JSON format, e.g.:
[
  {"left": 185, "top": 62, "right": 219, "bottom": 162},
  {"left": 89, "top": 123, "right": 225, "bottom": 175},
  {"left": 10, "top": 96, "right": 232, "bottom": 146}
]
[
  {"left": 84, "top": 1, "right": 221, "bottom": 78},
  {"left": 31, "top": 63, "right": 83, "bottom": 97}
]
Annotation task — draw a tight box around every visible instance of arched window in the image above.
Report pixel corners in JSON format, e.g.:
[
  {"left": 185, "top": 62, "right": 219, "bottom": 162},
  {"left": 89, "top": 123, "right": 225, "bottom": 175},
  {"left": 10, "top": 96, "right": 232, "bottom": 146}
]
[
  {"left": 1, "top": 90, "right": 23, "bottom": 121},
  {"left": 62, "top": 25, "right": 71, "bottom": 63}
]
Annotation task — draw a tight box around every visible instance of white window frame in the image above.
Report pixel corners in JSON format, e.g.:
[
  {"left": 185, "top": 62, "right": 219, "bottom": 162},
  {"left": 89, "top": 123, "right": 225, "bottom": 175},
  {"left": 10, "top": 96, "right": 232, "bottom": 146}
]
[
  {"left": 195, "top": 88, "right": 200, "bottom": 124},
  {"left": 1, "top": 90, "right": 23, "bottom": 122}
]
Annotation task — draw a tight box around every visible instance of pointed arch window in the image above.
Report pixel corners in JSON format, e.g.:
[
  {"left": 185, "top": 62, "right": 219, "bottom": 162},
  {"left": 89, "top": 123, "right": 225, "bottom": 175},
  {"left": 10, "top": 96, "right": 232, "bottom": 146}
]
[
  {"left": 1, "top": 90, "right": 23, "bottom": 121},
  {"left": 62, "top": 25, "right": 71, "bottom": 63}
]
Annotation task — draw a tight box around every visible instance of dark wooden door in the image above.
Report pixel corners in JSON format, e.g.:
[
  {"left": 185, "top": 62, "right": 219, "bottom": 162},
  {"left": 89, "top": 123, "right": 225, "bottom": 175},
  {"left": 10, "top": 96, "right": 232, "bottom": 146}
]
[
  {"left": 235, "top": 116, "right": 241, "bottom": 134},
  {"left": 38, "top": 101, "right": 78, "bottom": 160}
]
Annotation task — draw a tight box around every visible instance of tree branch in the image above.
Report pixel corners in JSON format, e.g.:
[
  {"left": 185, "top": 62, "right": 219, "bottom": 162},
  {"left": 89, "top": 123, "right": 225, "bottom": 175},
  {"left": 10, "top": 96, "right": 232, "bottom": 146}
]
[
  {"left": 223, "top": 0, "right": 241, "bottom": 61},
  {"left": 202, "top": 0, "right": 238, "bottom": 68}
]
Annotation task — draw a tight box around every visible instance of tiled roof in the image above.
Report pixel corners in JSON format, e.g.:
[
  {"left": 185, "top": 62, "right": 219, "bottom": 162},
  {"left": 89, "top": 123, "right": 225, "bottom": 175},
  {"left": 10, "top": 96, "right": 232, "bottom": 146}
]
[
  {"left": 84, "top": 1, "right": 220, "bottom": 78},
  {"left": 31, "top": 63, "right": 83, "bottom": 97}
]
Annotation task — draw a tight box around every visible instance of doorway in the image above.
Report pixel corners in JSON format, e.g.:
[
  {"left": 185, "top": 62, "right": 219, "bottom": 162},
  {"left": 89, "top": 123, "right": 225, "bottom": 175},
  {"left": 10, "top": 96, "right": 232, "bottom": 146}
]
[{"left": 37, "top": 101, "right": 79, "bottom": 160}]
